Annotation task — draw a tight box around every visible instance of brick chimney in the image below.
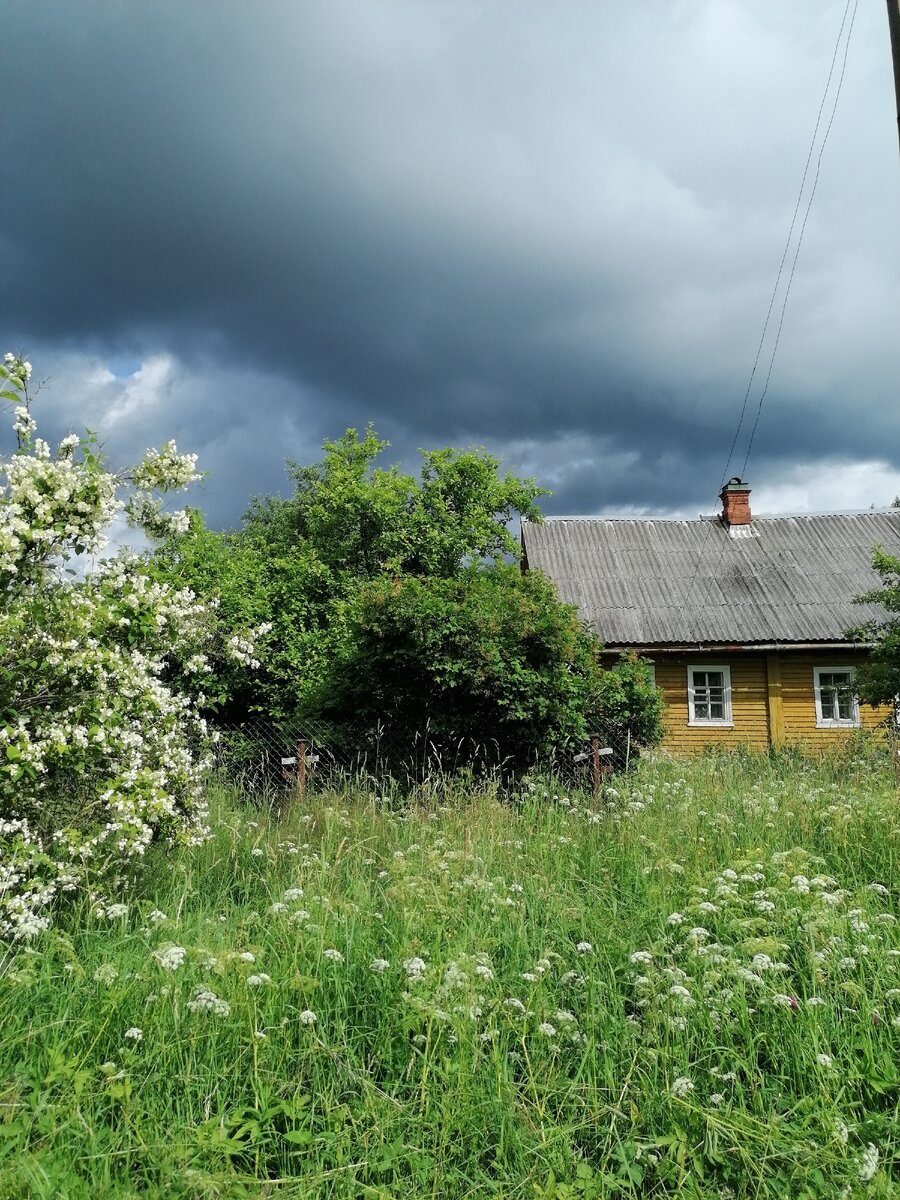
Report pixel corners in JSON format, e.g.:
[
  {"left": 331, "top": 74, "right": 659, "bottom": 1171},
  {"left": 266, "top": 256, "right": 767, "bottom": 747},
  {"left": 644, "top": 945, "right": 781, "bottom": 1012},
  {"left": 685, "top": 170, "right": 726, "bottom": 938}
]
[{"left": 719, "top": 477, "right": 751, "bottom": 526}]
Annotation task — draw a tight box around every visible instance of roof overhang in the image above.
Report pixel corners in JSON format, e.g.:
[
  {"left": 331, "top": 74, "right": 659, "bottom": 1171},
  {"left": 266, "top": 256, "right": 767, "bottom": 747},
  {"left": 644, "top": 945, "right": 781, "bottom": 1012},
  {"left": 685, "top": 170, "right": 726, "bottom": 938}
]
[{"left": 601, "top": 641, "right": 871, "bottom": 654}]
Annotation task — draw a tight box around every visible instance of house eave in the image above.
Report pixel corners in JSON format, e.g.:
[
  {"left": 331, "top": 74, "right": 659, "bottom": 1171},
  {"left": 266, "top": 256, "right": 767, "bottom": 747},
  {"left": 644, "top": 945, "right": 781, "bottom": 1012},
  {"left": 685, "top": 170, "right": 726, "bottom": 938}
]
[{"left": 601, "top": 641, "right": 872, "bottom": 655}]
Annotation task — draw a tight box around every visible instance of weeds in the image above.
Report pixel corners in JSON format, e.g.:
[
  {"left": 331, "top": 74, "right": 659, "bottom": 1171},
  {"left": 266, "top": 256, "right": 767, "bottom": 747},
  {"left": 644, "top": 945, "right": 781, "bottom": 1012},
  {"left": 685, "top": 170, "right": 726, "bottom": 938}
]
[{"left": 1, "top": 755, "right": 898, "bottom": 1197}]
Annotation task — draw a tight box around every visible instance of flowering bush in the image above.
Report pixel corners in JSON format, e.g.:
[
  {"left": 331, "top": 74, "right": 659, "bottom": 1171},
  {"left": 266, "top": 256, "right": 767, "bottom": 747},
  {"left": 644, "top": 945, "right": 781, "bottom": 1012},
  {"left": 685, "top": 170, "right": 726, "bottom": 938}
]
[{"left": 0, "top": 354, "right": 265, "bottom": 940}]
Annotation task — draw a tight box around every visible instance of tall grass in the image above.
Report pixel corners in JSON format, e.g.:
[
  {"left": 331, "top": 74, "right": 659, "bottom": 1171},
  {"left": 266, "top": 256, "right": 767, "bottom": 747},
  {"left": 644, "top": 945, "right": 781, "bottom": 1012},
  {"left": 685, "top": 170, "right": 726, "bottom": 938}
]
[{"left": 1, "top": 751, "right": 899, "bottom": 1198}]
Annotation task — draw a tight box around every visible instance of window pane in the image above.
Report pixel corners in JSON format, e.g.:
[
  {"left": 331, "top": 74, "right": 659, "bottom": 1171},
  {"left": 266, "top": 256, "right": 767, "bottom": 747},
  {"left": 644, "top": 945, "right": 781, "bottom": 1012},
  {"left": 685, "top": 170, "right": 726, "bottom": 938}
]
[
  {"left": 692, "top": 670, "right": 726, "bottom": 721},
  {"left": 818, "top": 671, "right": 854, "bottom": 722}
]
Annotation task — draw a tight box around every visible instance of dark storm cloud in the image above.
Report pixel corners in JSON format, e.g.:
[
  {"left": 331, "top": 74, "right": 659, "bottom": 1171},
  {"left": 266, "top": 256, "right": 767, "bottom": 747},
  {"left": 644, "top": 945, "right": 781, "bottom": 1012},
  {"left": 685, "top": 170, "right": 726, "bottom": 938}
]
[{"left": 3, "top": 1, "right": 900, "bottom": 525}]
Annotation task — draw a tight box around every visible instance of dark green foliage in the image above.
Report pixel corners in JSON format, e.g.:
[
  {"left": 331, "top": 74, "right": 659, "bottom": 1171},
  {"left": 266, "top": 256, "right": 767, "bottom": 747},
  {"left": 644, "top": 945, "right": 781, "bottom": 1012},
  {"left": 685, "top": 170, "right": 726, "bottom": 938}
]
[
  {"left": 848, "top": 547, "right": 900, "bottom": 709},
  {"left": 148, "top": 428, "right": 663, "bottom": 764},
  {"left": 315, "top": 566, "right": 614, "bottom": 770}
]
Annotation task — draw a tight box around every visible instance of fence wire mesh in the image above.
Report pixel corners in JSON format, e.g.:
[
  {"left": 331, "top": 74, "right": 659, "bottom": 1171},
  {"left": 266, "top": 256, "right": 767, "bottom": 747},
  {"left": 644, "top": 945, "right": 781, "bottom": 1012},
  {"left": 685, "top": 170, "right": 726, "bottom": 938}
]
[{"left": 212, "top": 717, "right": 636, "bottom": 797}]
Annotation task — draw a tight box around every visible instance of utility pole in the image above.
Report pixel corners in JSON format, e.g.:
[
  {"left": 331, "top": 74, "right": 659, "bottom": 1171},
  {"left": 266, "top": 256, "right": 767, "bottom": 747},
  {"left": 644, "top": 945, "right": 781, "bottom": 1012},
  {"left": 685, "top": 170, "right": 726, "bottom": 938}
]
[{"left": 888, "top": 1, "right": 900, "bottom": 156}]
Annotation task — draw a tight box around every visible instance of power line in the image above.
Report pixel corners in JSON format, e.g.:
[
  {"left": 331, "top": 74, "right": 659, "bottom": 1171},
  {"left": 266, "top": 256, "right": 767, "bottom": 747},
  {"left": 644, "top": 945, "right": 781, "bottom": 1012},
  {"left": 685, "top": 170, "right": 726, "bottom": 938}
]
[
  {"left": 740, "top": 0, "right": 860, "bottom": 477},
  {"left": 721, "top": 0, "right": 856, "bottom": 487},
  {"left": 673, "top": 0, "right": 859, "bottom": 643}
]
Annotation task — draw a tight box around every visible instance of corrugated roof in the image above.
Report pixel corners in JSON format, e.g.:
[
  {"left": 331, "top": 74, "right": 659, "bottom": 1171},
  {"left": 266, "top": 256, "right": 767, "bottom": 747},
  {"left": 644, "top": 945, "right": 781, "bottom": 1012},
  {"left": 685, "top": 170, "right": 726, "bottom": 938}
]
[{"left": 521, "top": 511, "right": 900, "bottom": 647}]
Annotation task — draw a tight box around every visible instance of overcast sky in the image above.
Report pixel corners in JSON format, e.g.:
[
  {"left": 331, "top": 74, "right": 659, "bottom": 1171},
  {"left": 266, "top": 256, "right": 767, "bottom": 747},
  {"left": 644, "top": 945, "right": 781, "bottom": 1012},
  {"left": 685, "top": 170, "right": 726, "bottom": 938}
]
[{"left": 3, "top": 0, "right": 900, "bottom": 526}]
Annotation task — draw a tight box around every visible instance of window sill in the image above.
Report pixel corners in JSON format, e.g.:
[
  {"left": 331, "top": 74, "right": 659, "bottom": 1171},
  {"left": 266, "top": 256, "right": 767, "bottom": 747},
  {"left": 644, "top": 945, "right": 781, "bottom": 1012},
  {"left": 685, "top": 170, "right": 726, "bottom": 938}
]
[
  {"left": 815, "top": 720, "right": 860, "bottom": 730},
  {"left": 687, "top": 720, "right": 734, "bottom": 729}
]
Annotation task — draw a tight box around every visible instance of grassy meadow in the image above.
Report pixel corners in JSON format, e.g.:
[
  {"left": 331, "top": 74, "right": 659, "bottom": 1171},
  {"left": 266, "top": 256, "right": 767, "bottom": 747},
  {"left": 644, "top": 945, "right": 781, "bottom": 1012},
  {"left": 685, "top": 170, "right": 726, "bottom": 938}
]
[{"left": 2, "top": 749, "right": 900, "bottom": 1198}]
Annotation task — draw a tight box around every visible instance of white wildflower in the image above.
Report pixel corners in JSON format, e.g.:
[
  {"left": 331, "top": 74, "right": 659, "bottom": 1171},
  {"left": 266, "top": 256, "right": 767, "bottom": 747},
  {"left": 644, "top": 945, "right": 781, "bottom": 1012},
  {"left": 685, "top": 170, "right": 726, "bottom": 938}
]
[
  {"left": 670, "top": 1076, "right": 694, "bottom": 1099},
  {"left": 154, "top": 945, "right": 186, "bottom": 971},
  {"left": 93, "top": 962, "right": 119, "bottom": 986},
  {"left": 299, "top": 1010, "right": 317, "bottom": 1025},
  {"left": 858, "top": 1143, "right": 879, "bottom": 1182},
  {"left": 187, "top": 986, "right": 230, "bottom": 1016},
  {"left": 123, "top": 1027, "right": 143, "bottom": 1042}
]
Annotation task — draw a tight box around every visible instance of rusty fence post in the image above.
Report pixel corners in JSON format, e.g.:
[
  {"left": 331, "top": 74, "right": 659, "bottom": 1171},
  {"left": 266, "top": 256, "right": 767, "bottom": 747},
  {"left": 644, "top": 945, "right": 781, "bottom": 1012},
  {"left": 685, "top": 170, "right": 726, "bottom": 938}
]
[{"left": 297, "top": 738, "right": 307, "bottom": 801}]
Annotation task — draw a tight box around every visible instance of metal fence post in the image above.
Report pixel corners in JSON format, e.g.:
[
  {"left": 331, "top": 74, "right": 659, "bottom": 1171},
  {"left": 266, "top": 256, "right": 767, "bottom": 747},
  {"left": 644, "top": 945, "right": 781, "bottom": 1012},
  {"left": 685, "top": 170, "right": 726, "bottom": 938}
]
[{"left": 591, "top": 733, "right": 601, "bottom": 798}]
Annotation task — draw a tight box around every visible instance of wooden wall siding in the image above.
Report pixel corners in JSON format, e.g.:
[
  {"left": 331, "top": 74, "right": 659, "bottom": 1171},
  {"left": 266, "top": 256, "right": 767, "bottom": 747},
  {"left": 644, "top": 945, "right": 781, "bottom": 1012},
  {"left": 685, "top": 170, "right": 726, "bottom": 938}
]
[
  {"left": 647, "top": 649, "right": 893, "bottom": 754},
  {"left": 778, "top": 652, "right": 892, "bottom": 749},
  {"left": 650, "top": 654, "right": 770, "bottom": 753}
]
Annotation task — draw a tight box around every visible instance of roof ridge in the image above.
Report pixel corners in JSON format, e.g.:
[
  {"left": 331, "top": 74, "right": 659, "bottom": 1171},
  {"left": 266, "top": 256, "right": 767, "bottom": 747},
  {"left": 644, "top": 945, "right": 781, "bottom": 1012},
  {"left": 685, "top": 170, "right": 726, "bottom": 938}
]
[{"left": 535, "top": 509, "right": 900, "bottom": 523}]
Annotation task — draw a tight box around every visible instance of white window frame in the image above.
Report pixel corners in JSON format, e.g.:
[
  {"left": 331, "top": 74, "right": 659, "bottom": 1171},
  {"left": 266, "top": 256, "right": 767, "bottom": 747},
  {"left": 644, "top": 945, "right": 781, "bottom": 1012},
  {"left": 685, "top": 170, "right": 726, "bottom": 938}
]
[
  {"left": 813, "top": 666, "right": 860, "bottom": 729},
  {"left": 687, "top": 665, "right": 733, "bottom": 728}
]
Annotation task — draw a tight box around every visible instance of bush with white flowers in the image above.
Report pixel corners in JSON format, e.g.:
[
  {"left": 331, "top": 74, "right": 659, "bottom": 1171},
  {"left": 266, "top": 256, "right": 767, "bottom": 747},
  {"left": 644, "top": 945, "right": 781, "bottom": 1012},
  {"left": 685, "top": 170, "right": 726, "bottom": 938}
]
[{"left": 0, "top": 354, "right": 264, "bottom": 940}]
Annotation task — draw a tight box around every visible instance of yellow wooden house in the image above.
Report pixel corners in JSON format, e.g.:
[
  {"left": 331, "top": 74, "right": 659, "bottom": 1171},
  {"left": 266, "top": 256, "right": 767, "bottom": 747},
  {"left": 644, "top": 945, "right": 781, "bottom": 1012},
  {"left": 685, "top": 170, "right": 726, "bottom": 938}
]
[{"left": 521, "top": 481, "right": 899, "bottom": 753}]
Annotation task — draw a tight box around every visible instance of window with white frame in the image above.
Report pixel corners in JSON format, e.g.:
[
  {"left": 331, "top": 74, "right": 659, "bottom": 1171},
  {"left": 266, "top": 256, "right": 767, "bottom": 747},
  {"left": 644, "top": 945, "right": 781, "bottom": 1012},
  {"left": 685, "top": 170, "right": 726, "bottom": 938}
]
[
  {"left": 813, "top": 667, "right": 860, "bottom": 728},
  {"left": 687, "top": 665, "right": 733, "bottom": 726}
]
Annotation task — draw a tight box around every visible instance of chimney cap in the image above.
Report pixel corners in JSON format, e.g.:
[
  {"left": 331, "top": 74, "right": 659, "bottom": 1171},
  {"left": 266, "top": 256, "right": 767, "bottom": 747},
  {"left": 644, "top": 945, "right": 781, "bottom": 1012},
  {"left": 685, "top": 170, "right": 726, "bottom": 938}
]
[{"left": 720, "top": 476, "right": 751, "bottom": 495}]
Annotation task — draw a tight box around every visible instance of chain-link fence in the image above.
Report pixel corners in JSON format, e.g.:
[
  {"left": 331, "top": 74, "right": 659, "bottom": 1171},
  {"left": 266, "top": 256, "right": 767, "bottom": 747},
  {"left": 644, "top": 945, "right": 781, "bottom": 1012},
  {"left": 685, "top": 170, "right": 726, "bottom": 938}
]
[{"left": 212, "top": 717, "right": 637, "bottom": 797}]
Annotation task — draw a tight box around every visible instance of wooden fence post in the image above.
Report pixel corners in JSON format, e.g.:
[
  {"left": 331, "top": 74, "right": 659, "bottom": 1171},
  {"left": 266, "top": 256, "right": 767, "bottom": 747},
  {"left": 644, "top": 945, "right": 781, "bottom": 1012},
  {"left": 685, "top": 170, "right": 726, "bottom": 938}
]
[
  {"left": 591, "top": 734, "right": 601, "bottom": 799},
  {"left": 297, "top": 738, "right": 307, "bottom": 801}
]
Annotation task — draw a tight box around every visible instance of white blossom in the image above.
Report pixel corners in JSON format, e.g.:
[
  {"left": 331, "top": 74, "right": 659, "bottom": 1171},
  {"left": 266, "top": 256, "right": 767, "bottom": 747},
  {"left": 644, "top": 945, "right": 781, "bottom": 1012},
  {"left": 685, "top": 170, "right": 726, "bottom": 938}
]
[
  {"left": 858, "top": 1143, "right": 879, "bottom": 1182},
  {"left": 187, "top": 987, "right": 230, "bottom": 1017},
  {"left": 154, "top": 945, "right": 187, "bottom": 972}
]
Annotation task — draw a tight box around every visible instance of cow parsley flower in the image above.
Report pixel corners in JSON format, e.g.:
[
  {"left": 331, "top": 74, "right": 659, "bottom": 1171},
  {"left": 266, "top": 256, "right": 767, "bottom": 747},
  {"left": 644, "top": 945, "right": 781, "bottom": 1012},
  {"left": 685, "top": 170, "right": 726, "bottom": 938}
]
[
  {"left": 858, "top": 1143, "right": 879, "bottom": 1182},
  {"left": 123, "top": 1027, "right": 143, "bottom": 1042},
  {"left": 538, "top": 1022, "right": 557, "bottom": 1037},
  {"left": 154, "top": 945, "right": 186, "bottom": 971},
  {"left": 187, "top": 987, "right": 230, "bottom": 1017},
  {"left": 370, "top": 958, "right": 390, "bottom": 973},
  {"left": 299, "top": 1010, "right": 317, "bottom": 1025},
  {"left": 93, "top": 962, "right": 119, "bottom": 986},
  {"left": 324, "top": 948, "right": 344, "bottom": 963},
  {"left": 670, "top": 1076, "right": 694, "bottom": 1099}
]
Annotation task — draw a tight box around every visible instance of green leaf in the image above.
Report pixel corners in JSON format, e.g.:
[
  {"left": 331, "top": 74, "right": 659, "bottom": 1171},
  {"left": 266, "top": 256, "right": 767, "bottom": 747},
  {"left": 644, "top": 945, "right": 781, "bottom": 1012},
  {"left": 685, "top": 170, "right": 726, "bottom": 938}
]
[{"left": 283, "top": 1129, "right": 314, "bottom": 1146}]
